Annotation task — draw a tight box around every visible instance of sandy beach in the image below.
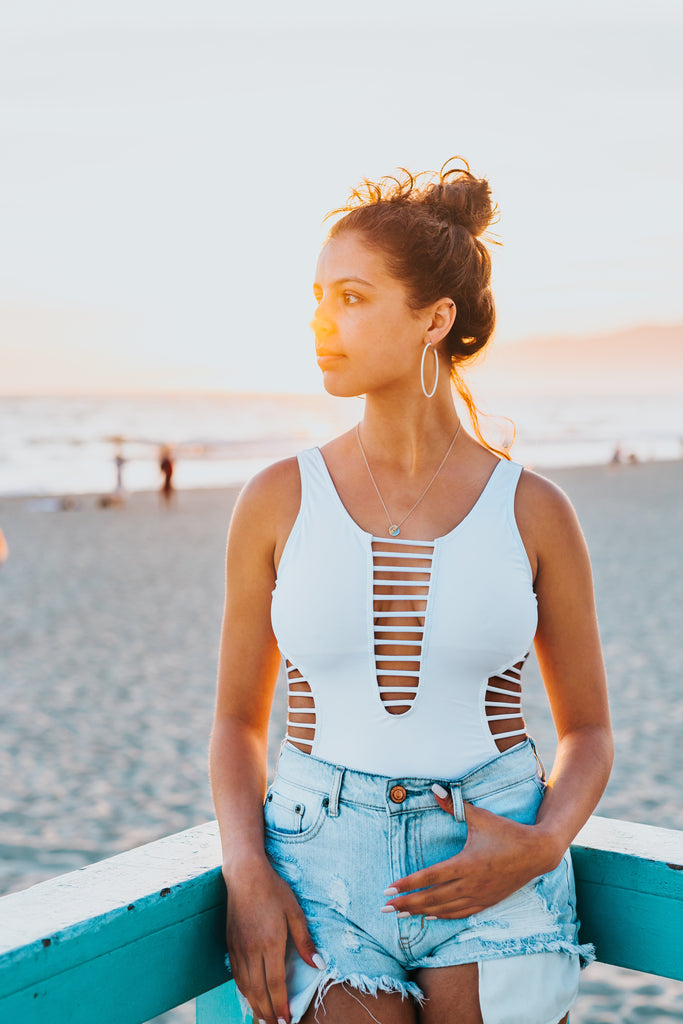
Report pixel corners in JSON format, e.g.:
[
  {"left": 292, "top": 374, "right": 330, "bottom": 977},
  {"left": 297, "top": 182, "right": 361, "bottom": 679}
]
[{"left": 1, "top": 459, "right": 682, "bottom": 1022}]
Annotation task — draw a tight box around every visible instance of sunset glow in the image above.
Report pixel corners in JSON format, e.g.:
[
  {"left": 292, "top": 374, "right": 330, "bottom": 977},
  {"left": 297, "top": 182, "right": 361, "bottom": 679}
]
[{"left": 1, "top": 2, "right": 681, "bottom": 396}]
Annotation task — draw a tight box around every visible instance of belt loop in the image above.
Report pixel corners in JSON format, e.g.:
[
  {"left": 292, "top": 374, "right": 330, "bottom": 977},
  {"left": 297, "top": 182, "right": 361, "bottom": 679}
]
[
  {"left": 328, "top": 766, "right": 344, "bottom": 817},
  {"left": 449, "top": 783, "right": 465, "bottom": 822}
]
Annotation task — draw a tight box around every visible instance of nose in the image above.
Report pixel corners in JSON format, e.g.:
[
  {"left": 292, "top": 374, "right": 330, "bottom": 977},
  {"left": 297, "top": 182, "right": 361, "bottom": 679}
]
[{"left": 310, "top": 305, "right": 334, "bottom": 343}]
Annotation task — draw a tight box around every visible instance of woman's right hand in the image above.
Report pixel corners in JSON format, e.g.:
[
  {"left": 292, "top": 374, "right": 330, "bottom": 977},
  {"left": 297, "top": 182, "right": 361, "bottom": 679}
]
[{"left": 225, "top": 853, "right": 323, "bottom": 1024}]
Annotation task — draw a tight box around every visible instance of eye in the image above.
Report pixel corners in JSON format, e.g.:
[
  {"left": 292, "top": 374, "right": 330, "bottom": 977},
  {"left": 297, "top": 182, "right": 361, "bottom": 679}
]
[{"left": 343, "top": 292, "right": 360, "bottom": 305}]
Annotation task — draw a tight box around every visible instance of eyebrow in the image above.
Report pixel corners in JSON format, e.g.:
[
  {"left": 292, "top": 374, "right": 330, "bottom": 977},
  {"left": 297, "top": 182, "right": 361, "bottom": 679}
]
[{"left": 313, "top": 276, "right": 376, "bottom": 290}]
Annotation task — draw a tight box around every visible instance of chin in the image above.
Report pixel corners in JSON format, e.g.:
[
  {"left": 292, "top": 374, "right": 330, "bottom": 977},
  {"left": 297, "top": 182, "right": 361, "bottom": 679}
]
[{"left": 320, "top": 371, "right": 363, "bottom": 399}]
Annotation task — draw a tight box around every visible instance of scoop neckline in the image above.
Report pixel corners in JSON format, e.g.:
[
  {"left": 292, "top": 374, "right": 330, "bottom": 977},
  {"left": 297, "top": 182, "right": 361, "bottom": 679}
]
[{"left": 312, "top": 446, "right": 505, "bottom": 545}]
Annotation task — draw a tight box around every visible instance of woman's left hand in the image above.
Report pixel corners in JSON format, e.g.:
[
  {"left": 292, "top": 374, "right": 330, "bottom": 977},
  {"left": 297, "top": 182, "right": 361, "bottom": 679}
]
[{"left": 382, "top": 792, "right": 557, "bottom": 919}]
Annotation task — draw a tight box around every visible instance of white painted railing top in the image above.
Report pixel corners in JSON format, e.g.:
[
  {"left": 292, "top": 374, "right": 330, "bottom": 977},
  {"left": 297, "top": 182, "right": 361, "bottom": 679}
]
[{"left": 0, "top": 821, "right": 222, "bottom": 957}]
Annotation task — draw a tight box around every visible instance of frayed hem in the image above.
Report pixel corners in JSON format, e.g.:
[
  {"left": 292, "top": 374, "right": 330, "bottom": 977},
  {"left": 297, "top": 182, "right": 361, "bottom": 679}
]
[
  {"left": 417, "top": 937, "right": 595, "bottom": 974},
  {"left": 310, "top": 971, "right": 425, "bottom": 1022},
  {"left": 477, "top": 936, "right": 595, "bottom": 969}
]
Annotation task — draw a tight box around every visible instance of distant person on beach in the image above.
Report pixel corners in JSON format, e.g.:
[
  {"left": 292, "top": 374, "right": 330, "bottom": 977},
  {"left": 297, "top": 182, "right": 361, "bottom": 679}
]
[
  {"left": 112, "top": 447, "right": 127, "bottom": 504},
  {"left": 210, "top": 158, "right": 613, "bottom": 1024},
  {"left": 159, "top": 446, "right": 174, "bottom": 504},
  {"left": 0, "top": 526, "right": 8, "bottom": 566},
  {"left": 114, "top": 449, "right": 126, "bottom": 493}
]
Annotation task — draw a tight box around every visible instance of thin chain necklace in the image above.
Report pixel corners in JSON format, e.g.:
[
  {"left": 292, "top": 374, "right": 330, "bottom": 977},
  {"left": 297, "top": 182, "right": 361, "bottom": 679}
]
[{"left": 355, "top": 421, "right": 462, "bottom": 537}]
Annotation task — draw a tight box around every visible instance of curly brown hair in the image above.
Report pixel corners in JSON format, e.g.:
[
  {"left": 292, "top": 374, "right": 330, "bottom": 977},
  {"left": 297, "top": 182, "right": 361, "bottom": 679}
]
[{"left": 327, "top": 158, "right": 509, "bottom": 456}]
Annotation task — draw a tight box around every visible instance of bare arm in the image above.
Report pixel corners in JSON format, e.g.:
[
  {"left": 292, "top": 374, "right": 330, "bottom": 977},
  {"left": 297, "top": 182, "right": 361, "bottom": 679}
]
[
  {"left": 529, "top": 475, "right": 613, "bottom": 866},
  {"left": 382, "top": 471, "right": 613, "bottom": 917},
  {"left": 209, "top": 460, "right": 320, "bottom": 1023},
  {"left": 210, "top": 469, "right": 281, "bottom": 871}
]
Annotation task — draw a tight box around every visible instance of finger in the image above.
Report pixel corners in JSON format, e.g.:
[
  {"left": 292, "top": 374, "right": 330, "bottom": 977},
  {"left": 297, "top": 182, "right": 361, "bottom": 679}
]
[
  {"left": 384, "top": 887, "right": 488, "bottom": 919},
  {"left": 227, "top": 948, "right": 256, "bottom": 1007},
  {"left": 245, "top": 953, "right": 278, "bottom": 1024},
  {"left": 383, "top": 853, "right": 467, "bottom": 899},
  {"left": 383, "top": 880, "right": 463, "bottom": 916},
  {"left": 431, "top": 783, "right": 454, "bottom": 815},
  {"left": 262, "top": 946, "right": 291, "bottom": 1024},
  {"left": 288, "top": 905, "right": 326, "bottom": 972}
]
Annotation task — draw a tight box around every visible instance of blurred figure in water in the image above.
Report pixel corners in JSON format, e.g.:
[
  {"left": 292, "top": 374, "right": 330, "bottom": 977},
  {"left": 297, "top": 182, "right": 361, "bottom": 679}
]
[
  {"left": 0, "top": 526, "right": 8, "bottom": 565},
  {"left": 159, "top": 446, "right": 175, "bottom": 505}
]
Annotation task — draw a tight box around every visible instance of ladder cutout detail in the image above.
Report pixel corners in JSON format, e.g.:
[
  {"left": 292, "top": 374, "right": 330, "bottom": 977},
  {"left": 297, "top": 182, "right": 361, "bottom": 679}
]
[
  {"left": 372, "top": 538, "right": 434, "bottom": 715},
  {"left": 285, "top": 660, "right": 316, "bottom": 754},
  {"left": 485, "top": 655, "right": 528, "bottom": 752}
]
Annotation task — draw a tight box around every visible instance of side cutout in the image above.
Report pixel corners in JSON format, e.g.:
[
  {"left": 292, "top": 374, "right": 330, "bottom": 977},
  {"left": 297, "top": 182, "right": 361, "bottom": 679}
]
[
  {"left": 485, "top": 655, "right": 528, "bottom": 752},
  {"left": 285, "top": 660, "right": 316, "bottom": 754}
]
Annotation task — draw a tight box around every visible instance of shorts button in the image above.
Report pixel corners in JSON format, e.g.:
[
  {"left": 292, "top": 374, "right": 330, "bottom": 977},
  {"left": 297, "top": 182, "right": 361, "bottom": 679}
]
[{"left": 389, "top": 785, "right": 407, "bottom": 803}]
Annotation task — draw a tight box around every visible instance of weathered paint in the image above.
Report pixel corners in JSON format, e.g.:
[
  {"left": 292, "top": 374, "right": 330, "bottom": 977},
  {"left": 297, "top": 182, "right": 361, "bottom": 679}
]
[
  {"left": 572, "top": 816, "right": 683, "bottom": 980},
  {"left": 0, "top": 823, "right": 230, "bottom": 1024},
  {"left": 0, "top": 815, "right": 681, "bottom": 1023}
]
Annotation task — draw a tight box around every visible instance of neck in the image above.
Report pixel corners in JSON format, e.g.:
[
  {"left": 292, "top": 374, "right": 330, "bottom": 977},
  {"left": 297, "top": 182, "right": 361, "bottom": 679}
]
[{"left": 358, "top": 391, "right": 461, "bottom": 475}]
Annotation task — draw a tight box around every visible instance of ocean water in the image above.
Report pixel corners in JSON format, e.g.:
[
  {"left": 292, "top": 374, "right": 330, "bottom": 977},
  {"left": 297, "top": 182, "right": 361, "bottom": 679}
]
[{"left": 1, "top": 390, "right": 682, "bottom": 497}]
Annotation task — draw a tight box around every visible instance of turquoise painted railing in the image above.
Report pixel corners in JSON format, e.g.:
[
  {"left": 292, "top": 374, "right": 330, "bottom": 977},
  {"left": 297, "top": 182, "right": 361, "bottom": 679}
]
[{"left": 1, "top": 816, "right": 681, "bottom": 1023}]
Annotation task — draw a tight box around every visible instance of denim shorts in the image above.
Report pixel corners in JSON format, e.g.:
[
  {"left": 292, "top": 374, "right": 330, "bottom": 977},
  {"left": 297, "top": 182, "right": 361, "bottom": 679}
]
[{"left": 231, "top": 739, "right": 593, "bottom": 1023}]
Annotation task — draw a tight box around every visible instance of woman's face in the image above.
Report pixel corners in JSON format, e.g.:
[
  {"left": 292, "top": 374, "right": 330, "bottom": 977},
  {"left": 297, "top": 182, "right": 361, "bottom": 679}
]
[{"left": 311, "top": 232, "right": 426, "bottom": 398}]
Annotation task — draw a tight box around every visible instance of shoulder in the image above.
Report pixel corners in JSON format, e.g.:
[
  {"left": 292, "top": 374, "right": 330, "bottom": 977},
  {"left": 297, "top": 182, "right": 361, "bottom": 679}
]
[
  {"left": 513, "top": 465, "right": 590, "bottom": 580},
  {"left": 239, "top": 455, "right": 301, "bottom": 506},
  {"left": 514, "top": 466, "right": 579, "bottom": 527},
  {"left": 227, "top": 456, "right": 302, "bottom": 567},
  {"left": 231, "top": 456, "right": 301, "bottom": 530}
]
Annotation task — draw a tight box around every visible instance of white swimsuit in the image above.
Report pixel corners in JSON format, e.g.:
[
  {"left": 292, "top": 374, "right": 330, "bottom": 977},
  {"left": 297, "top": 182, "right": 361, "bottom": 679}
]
[{"left": 272, "top": 447, "right": 537, "bottom": 778}]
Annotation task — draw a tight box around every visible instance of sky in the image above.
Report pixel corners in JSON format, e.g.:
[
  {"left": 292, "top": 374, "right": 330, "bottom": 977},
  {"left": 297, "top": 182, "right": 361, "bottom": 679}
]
[{"left": 1, "top": 0, "right": 682, "bottom": 394}]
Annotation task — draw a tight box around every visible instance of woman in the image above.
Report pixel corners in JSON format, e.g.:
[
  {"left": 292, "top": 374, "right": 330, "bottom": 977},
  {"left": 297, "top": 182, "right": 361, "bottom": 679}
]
[{"left": 210, "top": 158, "right": 613, "bottom": 1024}]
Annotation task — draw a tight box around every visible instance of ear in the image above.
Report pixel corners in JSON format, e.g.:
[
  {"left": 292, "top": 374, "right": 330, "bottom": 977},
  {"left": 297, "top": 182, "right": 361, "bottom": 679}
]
[{"left": 425, "top": 298, "right": 456, "bottom": 347}]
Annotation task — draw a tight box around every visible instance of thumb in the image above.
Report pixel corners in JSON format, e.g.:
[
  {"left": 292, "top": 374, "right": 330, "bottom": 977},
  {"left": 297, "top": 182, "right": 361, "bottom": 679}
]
[
  {"left": 288, "top": 905, "right": 326, "bottom": 972},
  {"left": 431, "top": 783, "right": 454, "bottom": 816}
]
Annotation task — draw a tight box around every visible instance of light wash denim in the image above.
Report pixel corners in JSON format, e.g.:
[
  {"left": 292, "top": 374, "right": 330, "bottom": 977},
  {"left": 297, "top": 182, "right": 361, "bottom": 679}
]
[{"left": 229, "top": 738, "right": 593, "bottom": 1022}]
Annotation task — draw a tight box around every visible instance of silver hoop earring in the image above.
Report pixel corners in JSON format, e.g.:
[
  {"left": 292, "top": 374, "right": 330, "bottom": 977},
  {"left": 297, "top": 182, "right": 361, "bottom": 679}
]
[{"left": 420, "top": 344, "right": 439, "bottom": 398}]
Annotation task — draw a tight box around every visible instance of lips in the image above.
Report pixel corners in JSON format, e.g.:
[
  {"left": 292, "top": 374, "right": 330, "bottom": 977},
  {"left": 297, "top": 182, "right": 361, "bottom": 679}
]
[{"left": 316, "top": 351, "right": 343, "bottom": 366}]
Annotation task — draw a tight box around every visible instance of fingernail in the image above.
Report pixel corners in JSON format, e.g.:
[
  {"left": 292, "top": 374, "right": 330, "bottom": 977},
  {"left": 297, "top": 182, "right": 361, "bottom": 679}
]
[
  {"left": 312, "top": 953, "right": 326, "bottom": 970},
  {"left": 381, "top": 904, "right": 397, "bottom": 913},
  {"left": 425, "top": 915, "right": 438, "bottom": 921},
  {"left": 278, "top": 1018, "right": 288, "bottom": 1024},
  {"left": 431, "top": 783, "right": 449, "bottom": 799},
  {"left": 396, "top": 911, "right": 411, "bottom": 919},
  {"left": 384, "top": 886, "right": 399, "bottom": 896}
]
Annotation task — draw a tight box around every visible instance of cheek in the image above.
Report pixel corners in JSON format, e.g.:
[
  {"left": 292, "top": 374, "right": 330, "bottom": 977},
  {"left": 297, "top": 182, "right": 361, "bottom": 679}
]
[{"left": 374, "top": 317, "right": 421, "bottom": 362}]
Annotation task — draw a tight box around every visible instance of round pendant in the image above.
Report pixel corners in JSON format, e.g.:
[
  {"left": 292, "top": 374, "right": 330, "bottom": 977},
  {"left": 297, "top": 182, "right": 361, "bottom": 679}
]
[{"left": 388, "top": 524, "right": 401, "bottom": 537}]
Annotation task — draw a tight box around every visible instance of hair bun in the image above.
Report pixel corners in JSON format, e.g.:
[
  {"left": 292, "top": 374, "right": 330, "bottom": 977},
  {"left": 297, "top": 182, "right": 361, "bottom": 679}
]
[{"left": 425, "top": 157, "right": 497, "bottom": 238}]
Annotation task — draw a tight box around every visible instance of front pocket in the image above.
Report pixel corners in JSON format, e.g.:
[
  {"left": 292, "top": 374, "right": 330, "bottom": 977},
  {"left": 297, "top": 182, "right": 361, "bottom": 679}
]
[
  {"left": 469, "top": 775, "right": 544, "bottom": 825},
  {"left": 264, "top": 791, "right": 305, "bottom": 835},
  {"left": 263, "top": 780, "right": 328, "bottom": 842}
]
